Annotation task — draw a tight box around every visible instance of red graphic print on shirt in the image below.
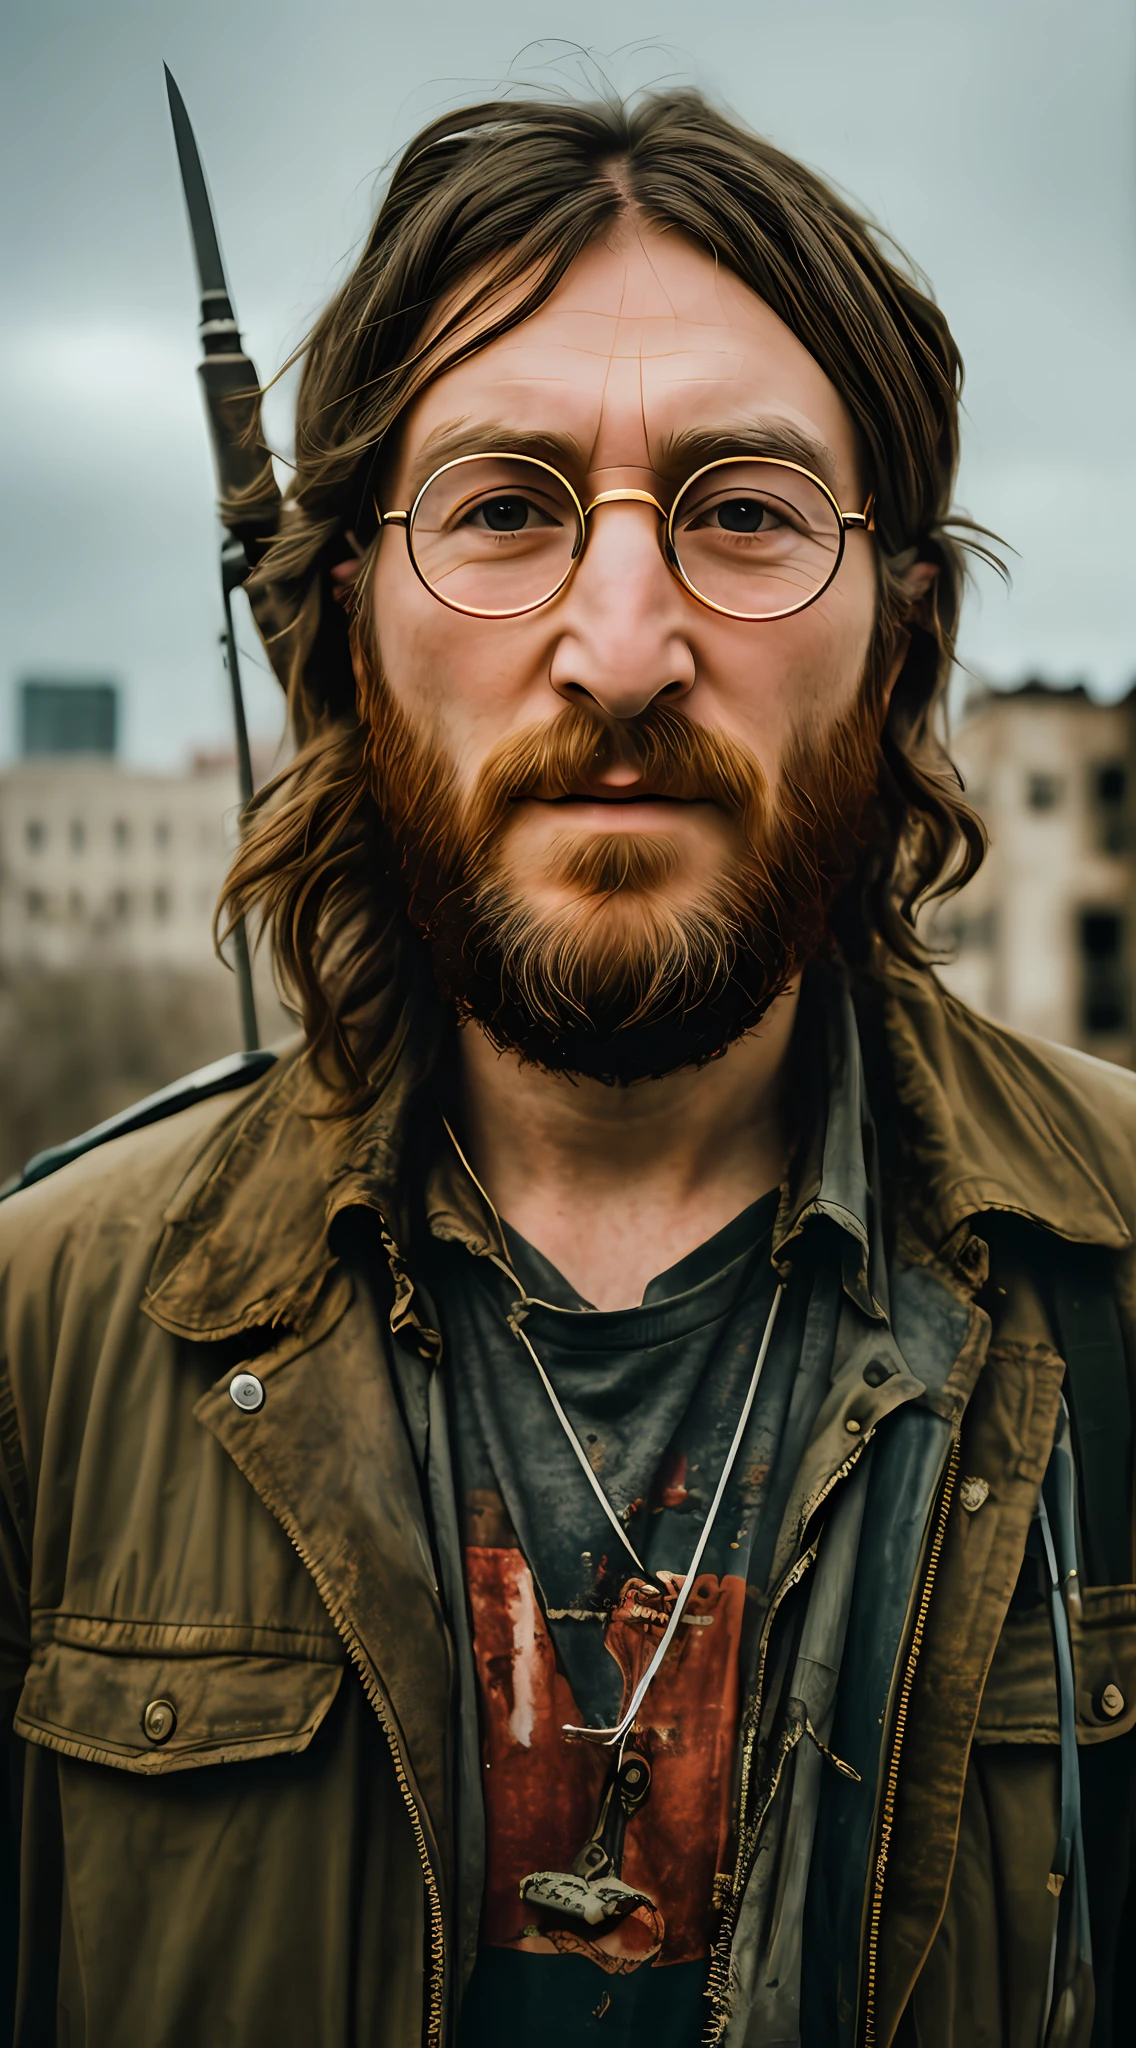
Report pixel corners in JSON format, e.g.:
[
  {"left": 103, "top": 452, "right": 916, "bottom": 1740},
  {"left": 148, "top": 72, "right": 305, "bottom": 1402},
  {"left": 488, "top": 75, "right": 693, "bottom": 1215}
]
[{"left": 465, "top": 1543, "right": 746, "bottom": 1972}]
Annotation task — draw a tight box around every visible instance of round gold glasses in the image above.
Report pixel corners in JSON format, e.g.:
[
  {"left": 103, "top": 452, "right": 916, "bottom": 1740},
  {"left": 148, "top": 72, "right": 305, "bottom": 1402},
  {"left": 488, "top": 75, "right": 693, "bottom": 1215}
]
[{"left": 376, "top": 451, "right": 874, "bottom": 622}]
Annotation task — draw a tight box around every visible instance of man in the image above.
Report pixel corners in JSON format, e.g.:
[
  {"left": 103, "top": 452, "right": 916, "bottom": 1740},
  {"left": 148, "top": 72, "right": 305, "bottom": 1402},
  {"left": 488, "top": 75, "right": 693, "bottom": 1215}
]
[{"left": 0, "top": 90, "right": 1132, "bottom": 2048}]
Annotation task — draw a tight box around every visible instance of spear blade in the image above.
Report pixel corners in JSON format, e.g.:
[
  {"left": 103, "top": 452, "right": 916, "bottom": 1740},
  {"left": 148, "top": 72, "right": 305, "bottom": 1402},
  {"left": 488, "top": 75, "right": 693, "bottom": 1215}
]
[
  {"left": 164, "top": 65, "right": 228, "bottom": 300},
  {"left": 164, "top": 65, "right": 281, "bottom": 555}
]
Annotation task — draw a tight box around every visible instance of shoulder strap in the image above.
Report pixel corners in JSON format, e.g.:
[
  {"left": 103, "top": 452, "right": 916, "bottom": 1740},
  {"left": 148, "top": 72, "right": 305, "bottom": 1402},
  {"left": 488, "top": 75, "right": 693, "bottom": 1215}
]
[
  {"left": 1048, "top": 1242, "right": 1133, "bottom": 1586},
  {"left": 1, "top": 1048, "right": 278, "bottom": 1202}
]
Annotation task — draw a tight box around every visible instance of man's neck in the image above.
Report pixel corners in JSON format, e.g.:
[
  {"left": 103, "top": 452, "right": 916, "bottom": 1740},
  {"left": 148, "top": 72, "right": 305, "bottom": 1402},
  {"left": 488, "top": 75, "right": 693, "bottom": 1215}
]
[{"left": 456, "top": 987, "right": 800, "bottom": 1311}]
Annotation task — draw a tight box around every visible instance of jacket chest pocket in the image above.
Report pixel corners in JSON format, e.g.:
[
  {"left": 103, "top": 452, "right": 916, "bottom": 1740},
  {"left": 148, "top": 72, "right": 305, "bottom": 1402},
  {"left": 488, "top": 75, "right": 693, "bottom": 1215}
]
[
  {"left": 1071, "top": 1583, "right": 1136, "bottom": 1741},
  {"left": 14, "top": 1639, "right": 344, "bottom": 1774}
]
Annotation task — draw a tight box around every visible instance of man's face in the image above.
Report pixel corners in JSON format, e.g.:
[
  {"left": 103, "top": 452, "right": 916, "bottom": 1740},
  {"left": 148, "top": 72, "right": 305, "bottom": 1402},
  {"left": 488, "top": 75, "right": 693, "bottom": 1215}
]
[{"left": 365, "top": 221, "right": 884, "bottom": 1077}]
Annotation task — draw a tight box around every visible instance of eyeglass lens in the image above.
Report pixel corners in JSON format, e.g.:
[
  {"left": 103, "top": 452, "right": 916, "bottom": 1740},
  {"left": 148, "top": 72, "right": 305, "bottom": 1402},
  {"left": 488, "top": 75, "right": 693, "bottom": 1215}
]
[
  {"left": 671, "top": 460, "right": 843, "bottom": 619},
  {"left": 409, "top": 457, "right": 581, "bottom": 616},
  {"left": 407, "top": 454, "right": 843, "bottom": 619}
]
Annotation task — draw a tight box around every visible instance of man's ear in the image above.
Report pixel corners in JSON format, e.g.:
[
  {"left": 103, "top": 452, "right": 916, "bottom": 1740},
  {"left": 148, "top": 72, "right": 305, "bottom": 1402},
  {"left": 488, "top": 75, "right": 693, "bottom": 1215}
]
[
  {"left": 330, "top": 554, "right": 363, "bottom": 608},
  {"left": 880, "top": 559, "right": 939, "bottom": 712},
  {"left": 902, "top": 559, "right": 939, "bottom": 610}
]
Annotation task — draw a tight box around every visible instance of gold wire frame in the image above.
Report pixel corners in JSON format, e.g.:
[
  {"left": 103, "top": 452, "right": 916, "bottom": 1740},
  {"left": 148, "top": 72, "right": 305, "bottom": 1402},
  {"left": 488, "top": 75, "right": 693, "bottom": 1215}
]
[{"left": 376, "top": 451, "right": 874, "bottom": 622}]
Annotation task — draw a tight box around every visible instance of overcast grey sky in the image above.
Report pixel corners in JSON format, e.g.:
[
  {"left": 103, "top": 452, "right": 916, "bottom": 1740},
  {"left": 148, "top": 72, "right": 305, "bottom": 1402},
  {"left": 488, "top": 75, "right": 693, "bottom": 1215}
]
[{"left": 3, "top": 0, "right": 1134, "bottom": 767}]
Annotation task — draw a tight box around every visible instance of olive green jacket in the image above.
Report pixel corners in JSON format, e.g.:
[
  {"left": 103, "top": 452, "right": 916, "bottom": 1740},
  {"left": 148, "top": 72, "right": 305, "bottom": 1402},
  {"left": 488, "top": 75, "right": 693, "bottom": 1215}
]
[{"left": 0, "top": 961, "right": 1132, "bottom": 2047}]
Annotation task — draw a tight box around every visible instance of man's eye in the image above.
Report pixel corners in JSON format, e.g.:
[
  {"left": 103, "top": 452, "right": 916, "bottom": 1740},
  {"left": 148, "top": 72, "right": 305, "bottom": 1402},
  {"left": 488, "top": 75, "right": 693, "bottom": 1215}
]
[
  {"left": 468, "top": 495, "right": 541, "bottom": 533},
  {"left": 710, "top": 497, "right": 778, "bottom": 534}
]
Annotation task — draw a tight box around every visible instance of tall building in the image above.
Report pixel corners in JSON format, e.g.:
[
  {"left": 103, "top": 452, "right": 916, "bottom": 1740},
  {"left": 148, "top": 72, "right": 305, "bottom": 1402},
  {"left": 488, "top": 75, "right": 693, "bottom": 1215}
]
[
  {"left": 934, "top": 681, "right": 1136, "bottom": 1066},
  {"left": 0, "top": 755, "right": 242, "bottom": 971},
  {"left": 19, "top": 679, "right": 118, "bottom": 758},
  {"left": 0, "top": 741, "right": 289, "bottom": 1183}
]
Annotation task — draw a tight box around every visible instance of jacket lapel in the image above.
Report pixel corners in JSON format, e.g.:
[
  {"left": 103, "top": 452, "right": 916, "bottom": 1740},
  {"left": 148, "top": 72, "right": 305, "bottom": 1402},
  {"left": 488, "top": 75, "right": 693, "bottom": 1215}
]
[{"left": 192, "top": 1272, "right": 455, "bottom": 1894}]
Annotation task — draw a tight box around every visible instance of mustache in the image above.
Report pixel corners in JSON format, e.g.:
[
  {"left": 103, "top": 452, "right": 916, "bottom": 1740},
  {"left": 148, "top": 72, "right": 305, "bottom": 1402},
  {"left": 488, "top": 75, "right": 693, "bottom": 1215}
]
[{"left": 459, "top": 699, "right": 767, "bottom": 874}]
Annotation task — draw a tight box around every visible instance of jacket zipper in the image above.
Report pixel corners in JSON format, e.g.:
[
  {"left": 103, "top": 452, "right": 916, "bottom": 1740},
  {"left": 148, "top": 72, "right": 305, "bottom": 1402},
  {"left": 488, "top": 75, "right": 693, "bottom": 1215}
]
[
  {"left": 861, "top": 1431, "right": 960, "bottom": 2048},
  {"left": 246, "top": 1484, "right": 447, "bottom": 2047},
  {"left": 703, "top": 1434, "right": 872, "bottom": 2042}
]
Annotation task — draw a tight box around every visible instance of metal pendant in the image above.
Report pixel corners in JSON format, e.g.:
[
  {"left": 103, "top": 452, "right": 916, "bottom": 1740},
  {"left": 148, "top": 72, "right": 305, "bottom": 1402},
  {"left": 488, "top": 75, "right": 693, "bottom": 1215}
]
[
  {"left": 519, "top": 1868, "right": 655, "bottom": 1928},
  {"left": 518, "top": 1746, "right": 655, "bottom": 1930}
]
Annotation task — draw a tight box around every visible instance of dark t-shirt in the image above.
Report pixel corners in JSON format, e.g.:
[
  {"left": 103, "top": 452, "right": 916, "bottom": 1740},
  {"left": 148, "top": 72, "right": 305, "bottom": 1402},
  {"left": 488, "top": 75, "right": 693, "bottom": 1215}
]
[{"left": 428, "top": 1188, "right": 831, "bottom": 2047}]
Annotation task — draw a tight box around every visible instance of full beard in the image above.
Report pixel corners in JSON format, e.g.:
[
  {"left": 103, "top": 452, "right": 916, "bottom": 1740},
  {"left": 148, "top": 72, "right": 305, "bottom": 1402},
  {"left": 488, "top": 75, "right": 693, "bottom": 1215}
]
[{"left": 358, "top": 659, "right": 883, "bottom": 1085}]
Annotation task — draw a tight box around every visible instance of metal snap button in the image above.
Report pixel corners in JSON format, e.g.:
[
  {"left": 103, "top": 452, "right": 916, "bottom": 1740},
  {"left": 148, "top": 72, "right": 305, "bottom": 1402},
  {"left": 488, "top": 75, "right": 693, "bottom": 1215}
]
[
  {"left": 142, "top": 1697, "right": 177, "bottom": 1745},
  {"left": 844, "top": 1417, "right": 862, "bottom": 1434},
  {"left": 229, "top": 1371, "right": 265, "bottom": 1413},
  {"left": 1096, "top": 1682, "right": 1125, "bottom": 1721}
]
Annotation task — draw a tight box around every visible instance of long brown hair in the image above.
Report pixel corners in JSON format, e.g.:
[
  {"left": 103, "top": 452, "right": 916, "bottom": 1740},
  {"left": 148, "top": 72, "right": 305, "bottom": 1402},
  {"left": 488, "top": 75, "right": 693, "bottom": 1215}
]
[{"left": 224, "top": 89, "right": 990, "bottom": 1102}]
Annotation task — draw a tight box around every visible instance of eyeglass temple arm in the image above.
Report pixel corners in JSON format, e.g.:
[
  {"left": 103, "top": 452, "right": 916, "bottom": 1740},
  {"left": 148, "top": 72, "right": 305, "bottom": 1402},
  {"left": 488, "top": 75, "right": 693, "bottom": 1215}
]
[{"left": 842, "top": 493, "right": 875, "bottom": 532}]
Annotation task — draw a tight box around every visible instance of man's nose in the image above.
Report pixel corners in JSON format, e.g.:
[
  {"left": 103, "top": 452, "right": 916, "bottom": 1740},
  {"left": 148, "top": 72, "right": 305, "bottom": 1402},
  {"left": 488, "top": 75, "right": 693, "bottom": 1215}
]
[{"left": 548, "top": 502, "right": 696, "bottom": 719}]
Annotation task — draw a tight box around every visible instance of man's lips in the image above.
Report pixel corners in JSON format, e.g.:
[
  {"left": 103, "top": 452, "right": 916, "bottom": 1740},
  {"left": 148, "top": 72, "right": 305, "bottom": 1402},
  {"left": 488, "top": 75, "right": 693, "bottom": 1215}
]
[
  {"left": 543, "top": 790, "right": 694, "bottom": 805},
  {"left": 515, "top": 783, "right": 702, "bottom": 806},
  {"left": 513, "top": 790, "right": 712, "bottom": 829}
]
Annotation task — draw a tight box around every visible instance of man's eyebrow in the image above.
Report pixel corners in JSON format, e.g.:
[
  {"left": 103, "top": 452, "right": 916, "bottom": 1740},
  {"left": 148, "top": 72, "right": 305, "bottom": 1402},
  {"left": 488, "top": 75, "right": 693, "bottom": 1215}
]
[
  {"left": 659, "top": 419, "right": 841, "bottom": 491},
  {"left": 402, "top": 415, "right": 843, "bottom": 496},
  {"left": 406, "top": 420, "right": 589, "bottom": 494}
]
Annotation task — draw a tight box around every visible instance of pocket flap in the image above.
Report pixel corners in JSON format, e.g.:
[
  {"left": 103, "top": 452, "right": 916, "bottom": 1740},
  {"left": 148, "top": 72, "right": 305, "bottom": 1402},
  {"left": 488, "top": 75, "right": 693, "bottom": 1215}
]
[
  {"left": 1072, "top": 1583, "right": 1136, "bottom": 1742},
  {"left": 14, "top": 1640, "right": 344, "bottom": 1775}
]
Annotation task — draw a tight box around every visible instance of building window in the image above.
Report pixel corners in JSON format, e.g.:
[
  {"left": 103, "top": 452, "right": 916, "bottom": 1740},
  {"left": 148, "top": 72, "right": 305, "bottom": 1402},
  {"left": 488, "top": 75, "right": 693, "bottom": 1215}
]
[
  {"left": 1026, "top": 771, "right": 1062, "bottom": 812},
  {"left": 25, "top": 818, "right": 46, "bottom": 851},
  {"left": 155, "top": 820, "right": 171, "bottom": 849},
  {"left": 111, "top": 889, "right": 130, "bottom": 921},
  {"left": 25, "top": 889, "right": 46, "bottom": 919},
  {"left": 153, "top": 886, "right": 171, "bottom": 920},
  {"left": 1091, "top": 761, "right": 1128, "bottom": 855},
  {"left": 1079, "top": 909, "right": 1130, "bottom": 1035},
  {"left": 69, "top": 818, "right": 85, "bottom": 853},
  {"left": 20, "top": 678, "right": 117, "bottom": 757},
  {"left": 112, "top": 818, "right": 130, "bottom": 851}
]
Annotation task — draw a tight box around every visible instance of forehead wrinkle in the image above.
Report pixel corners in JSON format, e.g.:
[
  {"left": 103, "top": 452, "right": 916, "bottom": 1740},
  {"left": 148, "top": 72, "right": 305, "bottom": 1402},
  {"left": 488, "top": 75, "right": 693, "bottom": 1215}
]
[
  {"left": 488, "top": 371, "right": 609, "bottom": 387},
  {"left": 601, "top": 318, "right": 742, "bottom": 364},
  {"left": 637, "top": 331, "right": 650, "bottom": 468},
  {"left": 586, "top": 255, "right": 637, "bottom": 469},
  {"left": 584, "top": 350, "right": 660, "bottom": 472},
  {"left": 485, "top": 336, "right": 652, "bottom": 374},
  {"left": 479, "top": 307, "right": 740, "bottom": 378},
  {"left": 648, "top": 350, "right": 747, "bottom": 385},
  {"left": 487, "top": 317, "right": 624, "bottom": 355}
]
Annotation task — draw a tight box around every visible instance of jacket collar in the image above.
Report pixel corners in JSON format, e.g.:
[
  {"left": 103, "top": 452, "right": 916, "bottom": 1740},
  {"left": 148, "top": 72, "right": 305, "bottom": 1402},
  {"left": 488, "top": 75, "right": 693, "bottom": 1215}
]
[
  {"left": 876, "top": 956, "right": 1134, "bottom": 1251},
  {"left": 774, "top": 975, "right": 888, "bottom": 1320},
  {"left": 144, "top": 960, "right": 1135, "bottom": 1342},
  {"left": 144, "top": 1027, "right": 424, "bottom": 1340}
]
